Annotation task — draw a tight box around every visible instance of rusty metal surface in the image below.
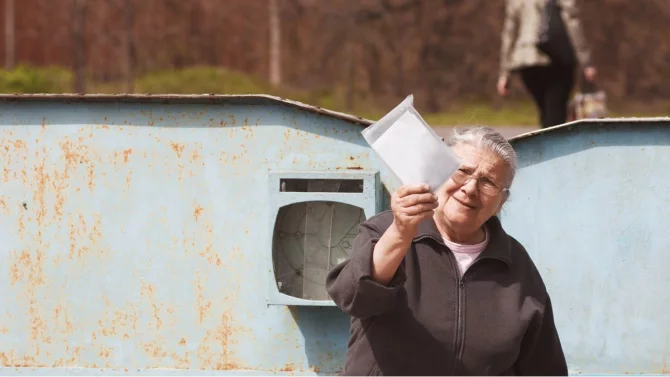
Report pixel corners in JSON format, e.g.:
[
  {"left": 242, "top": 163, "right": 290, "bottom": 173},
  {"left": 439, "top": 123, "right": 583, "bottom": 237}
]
[
  {"left": 507, "top": 116, "right": 670, "bottom": 142},
  {"left": 0, "top": 99, "right": 396, "bottom": 375},
  {"left": 501, "top": 119, "right": 670, "bottom": 375},
  {"left": 0, "top": 94, "right": 374, "bottom": 127}
]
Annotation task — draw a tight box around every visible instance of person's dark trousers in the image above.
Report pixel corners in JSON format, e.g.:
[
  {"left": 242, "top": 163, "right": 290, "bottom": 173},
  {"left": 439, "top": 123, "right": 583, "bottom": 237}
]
[{"left": 519, "top": 64, "right": 576, "bottom": 128}]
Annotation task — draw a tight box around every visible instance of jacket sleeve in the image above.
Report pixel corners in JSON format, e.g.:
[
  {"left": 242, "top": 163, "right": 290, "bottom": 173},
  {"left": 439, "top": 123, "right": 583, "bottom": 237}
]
[
  {"left": 562, "top": 0, "right": 592, "bottom": 67},
  {"left": 514, "top": 293, "right": 568, "bottom": 376},
  {"left": 325, "top": 222, "right": 406, "bottom": 318},
  {"left": 499, "top": 0, "right": 520, "bottom": 78}
]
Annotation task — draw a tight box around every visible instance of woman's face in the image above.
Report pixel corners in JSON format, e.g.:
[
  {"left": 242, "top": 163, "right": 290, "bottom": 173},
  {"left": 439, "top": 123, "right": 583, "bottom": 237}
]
[{"left": 436, "top": 143, "right": 511, "bottom": 234}]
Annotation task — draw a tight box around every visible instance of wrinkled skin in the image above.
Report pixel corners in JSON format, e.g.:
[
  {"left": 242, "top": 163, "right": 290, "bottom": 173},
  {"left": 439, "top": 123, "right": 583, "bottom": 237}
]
[{"left": 434, "top": 143, "right": 512, "bottom": 244}]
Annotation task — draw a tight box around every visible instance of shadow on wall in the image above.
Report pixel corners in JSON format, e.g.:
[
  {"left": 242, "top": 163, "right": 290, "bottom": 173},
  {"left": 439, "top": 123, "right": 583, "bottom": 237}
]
[
  {"left": 510, "top": 120, "right": 670, "bottom": 169},
  {"left": 290, "top": 306, "right": 351, "bottom": 375}
]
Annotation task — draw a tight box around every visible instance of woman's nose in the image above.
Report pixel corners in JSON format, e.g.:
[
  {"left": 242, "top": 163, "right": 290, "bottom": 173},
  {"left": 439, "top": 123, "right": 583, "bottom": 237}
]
[{"left": 460, "top": 178, "right": 479, "bottom": 196}]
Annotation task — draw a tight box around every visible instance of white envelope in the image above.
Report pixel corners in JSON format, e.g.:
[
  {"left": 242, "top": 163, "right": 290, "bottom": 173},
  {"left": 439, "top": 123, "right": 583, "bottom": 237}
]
[{"left": 362, "top": 95, "right": 461, "bottom": 193}]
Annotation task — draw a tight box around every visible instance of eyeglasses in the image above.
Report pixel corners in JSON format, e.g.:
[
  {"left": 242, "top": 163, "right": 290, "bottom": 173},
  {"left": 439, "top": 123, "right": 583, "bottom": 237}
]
[{"left": 450, "top": 168, "right": 509, "bottom": 196}]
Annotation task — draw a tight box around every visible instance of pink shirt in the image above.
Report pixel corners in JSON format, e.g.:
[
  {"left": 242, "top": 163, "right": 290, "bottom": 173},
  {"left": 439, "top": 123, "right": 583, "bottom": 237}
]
[{"left": 443, "top": 227, "right": 489, "bottom": 276}]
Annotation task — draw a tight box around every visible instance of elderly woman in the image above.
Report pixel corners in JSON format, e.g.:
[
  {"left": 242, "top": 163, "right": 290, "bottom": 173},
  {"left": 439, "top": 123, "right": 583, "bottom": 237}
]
[{"left": 326, "top": 126, "right": 566, "bottom": 376}]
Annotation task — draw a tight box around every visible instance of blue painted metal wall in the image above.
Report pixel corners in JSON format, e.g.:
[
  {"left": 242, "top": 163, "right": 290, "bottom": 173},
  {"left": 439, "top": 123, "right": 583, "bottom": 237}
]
[
  {"left": 3, "top": 96, "right": 666, "bottom": 376},
  {"left": 500, "top": 119, "right": 670, "bottom": 375},
  {"left": 0, "top": 96, "right": 398, "bottom": 375}
]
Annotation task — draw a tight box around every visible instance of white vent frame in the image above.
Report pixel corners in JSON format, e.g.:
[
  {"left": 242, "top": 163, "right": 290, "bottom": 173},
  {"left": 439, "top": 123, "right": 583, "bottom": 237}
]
[{"left": 266, "top": 170, "right": 382, "bottom": 306}]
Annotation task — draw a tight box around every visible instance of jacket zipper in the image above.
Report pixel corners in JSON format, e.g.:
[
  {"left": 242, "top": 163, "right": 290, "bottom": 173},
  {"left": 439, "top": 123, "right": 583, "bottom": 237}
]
[
  {"left": 416, "top": 235, "right": 505, "bottom": 374},
  {"left": 447, "top": 250, "right": 466, "bottom": 376},
  {"left": 454, "top": 276, "right": 466, "bottom": 375},
  {"left": 451, "top": 256, "right": 499, "bottom": 375}
]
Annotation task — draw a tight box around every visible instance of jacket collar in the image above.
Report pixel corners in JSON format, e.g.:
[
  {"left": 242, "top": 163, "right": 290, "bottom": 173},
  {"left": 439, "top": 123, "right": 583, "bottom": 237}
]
[{"left": 414, "top": 215, "right": 513, "bottom": 267}]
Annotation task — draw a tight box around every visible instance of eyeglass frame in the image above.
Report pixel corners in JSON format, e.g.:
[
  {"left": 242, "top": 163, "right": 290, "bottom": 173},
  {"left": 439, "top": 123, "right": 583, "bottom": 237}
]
[{"left": 449, "top": 167, "right": 510, "bottom": 196}]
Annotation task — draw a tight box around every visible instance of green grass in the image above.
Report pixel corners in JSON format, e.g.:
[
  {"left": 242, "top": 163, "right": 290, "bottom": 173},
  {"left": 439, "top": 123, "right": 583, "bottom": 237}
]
[
  {"left": 357, "top": 102, "right": 540, "bottom": 127},
  {"left": 0, "top": 65, "right": 666, "bottom": 128},
  {"left": 135, "top": 66, "right": 270, "bottom": 94},
  {"left": 0, "top": 65, "right": 71, "bottom": 93}
]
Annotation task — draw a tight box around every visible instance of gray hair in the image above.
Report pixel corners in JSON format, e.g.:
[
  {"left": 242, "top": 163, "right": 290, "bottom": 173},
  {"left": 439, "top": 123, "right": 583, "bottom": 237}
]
[{"left": 446, "top": 126, "right": 518, "bottom": 188}]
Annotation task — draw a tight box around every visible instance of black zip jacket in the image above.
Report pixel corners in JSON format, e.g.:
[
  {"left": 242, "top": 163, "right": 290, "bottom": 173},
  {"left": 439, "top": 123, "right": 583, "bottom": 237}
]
[{"left": 325, "top": 211, "right": 568, "bottom": 376}]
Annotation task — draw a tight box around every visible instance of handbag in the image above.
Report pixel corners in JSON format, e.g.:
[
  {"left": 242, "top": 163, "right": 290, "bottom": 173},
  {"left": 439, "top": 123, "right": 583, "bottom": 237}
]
[
  {"left": 536, "top": 0, "right": 577, "bottom": 66},
  {"left": 568, "top": 79, "right": 609, "bottom": 121}
]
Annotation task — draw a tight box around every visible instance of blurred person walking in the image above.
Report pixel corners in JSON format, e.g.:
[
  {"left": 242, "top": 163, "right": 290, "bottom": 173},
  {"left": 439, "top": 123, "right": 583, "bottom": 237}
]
[{"left": 497, "top": 0, "right": 597, "bottom": 128}]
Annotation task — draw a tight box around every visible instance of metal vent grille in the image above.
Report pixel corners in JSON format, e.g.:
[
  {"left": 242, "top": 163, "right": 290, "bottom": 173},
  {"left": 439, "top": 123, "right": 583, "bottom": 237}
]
[{"left": 272, "top": 201, "right": 365, "bottom": 300}]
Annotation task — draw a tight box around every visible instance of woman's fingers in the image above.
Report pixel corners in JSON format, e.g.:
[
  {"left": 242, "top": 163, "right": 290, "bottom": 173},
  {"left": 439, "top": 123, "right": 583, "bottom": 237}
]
[
  {"left": 397, "top": 184, "right": 431, "bottom": 198},
  {"left": 391, "top": 185, "right": 439, "bottom": 237},
  {"left": 402, "top": 200, "right": 439, "bottom": 216},
  {"left": 400, "top": 192, "right": 437, "bottom": 208}
]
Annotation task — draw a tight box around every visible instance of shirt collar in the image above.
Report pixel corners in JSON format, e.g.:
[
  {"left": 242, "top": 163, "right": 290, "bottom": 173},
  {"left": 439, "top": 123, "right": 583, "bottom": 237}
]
[{"left": 414, "top": 215, "right": 513, "bottom": 267}]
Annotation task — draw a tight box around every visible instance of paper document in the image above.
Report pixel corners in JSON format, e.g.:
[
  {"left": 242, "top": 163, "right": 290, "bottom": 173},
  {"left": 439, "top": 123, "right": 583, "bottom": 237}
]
[{"left": 362, "top": 95, "right": 461, "bottom": 192}]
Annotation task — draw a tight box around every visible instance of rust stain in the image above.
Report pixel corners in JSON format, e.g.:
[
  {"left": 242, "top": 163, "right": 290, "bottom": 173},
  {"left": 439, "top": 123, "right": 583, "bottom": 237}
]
[
  {"left": 9, "top": 248, "right": 45, "bottom": 287},
  {"left": 191, "top": 149, "right": 201, "bottom": 162},
  {"left": 152, "top": 304, "right": 163, "bottom": 331},
  {"left": 8, "top": 251, "right": 25, "bottom": 284},
  {"left": 90, "top": 214, "right": 103, "bottom": 250},
  {"left": 29, "top": 299, "right": 47, "bottom": 341},
  {"left": 179, "top": 338, "right": 187, "bottom": 346},
  {"left": 141, "top": 282, "right": 156, "bottom": 298},
  {"left": 12, "top": 139, "right": 26, "bottom": 150},
  {"left": 87, "top": 163, "right": 95, "bottom": 190},
  {"left": 193, "top": 203, "right": 204, "bottom": 222},
  {"left": 61, "top": 139, "right": 91, "bottom": 166},
  {"left": 68, "top": 216, "right": 77, "bottom": 259},
  {"left": 196, "top": 311, "right": 249, "bottom": 370},
  {"left": 53, "top": 305, "right": 74, "bottom": 335},
  {"left": 198, "top": 224, "right": 222, "bottom": 266},
  {"left": 171, "top": 350, "right": 191, "bottom": 369},
  {"left": 196, "top": 273, "right": 212, "bottom": 324},
  {"left": 142, "top": 339, "right": 168, "bottom": 360},
  {"left": 139, "top": 282, "right": 166, "bottom": 332},
  {"left": 336, "top": 166, "right": 363, "bottom": 170},
  {"left": 279, "top": 363, "right": 296, "bottom": 372},
  {"left": 170, "top": 142, "right": 185, "bottom": 158},
  {"left": 67, "top": 212, "right": 102, "bottom": 259},
  {"left": 125, "top": 170, "right": 133, "bottom": 190},
  {"left": 123, "top": 148, "right": 133, "bottom": 163},
  {"left": 0, "top": 351, "right": 39, "bottom": 367}
]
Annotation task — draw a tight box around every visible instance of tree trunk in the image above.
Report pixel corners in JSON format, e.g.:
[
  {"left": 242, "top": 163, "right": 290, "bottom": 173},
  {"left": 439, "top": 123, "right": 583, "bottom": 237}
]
[
  {"left": 73, "top": 0, "right": 87, "bottom": 93},
  {"left": 4, "top": 0, "right": 14, "bottom": 70},
  {"left": 125, "top": 0, "right": 135, "bottom": 93},
  {"left": 269, "top": 0, "right": 281, "bottom": 86},
  {"left": 345, "top": 42, "right": 355, "bottom": 112}
]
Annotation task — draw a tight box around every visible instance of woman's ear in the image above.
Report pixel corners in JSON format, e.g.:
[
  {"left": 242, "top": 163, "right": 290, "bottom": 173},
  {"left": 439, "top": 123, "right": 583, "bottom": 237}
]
[{"left": 495, "top": 191, "right": 510, "bottom": 214}]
